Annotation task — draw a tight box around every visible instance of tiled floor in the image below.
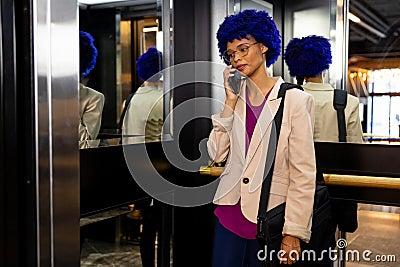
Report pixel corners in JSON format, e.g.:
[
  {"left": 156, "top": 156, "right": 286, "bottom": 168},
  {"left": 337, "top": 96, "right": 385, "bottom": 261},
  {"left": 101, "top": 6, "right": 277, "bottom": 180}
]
[
  {"left": 81, "top": 239, "right": 143, "bottom": 266},
  {"left": 345, "top": 204, "right": 400, "bottom": 266},
  {"left": 80, "top": 204, "right": 400, "bottom": 266}
]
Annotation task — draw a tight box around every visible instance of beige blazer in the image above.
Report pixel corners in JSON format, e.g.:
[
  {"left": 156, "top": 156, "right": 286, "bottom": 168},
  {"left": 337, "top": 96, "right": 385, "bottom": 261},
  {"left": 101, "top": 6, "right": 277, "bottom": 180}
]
[
  {"left": 207, "top": 77, "right": 316, "bottom": 242},
  {"left": 123, "top": 85, "right": 163, "bottom": 143},
  {"left": 79, "top": 84, "right": 105, "bottom": 149},
  {"left": 303, "top": 82, "right": 363, "bottom": 143}
]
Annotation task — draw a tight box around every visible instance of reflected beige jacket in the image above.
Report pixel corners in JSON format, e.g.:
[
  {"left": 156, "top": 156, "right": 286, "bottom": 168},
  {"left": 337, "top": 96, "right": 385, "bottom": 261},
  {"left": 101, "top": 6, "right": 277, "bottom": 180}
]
[
  {"left": 303, "top": 82, "right": 363, "bottom": 143},
  {"left": 207, "top": 77, "right": 316, "bottom": 242},
  {"left": 79, "top": 84, "right": 105, "bottom": 149},
  {"left": 123, "top": 85, "right": 163, "bottom": 143}
]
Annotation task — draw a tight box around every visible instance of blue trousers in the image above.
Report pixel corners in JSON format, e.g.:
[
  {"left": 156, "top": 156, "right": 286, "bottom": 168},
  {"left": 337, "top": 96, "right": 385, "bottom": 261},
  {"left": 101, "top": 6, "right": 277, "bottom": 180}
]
[{"left": 212, "top": 220, "right": 261, "bottom": 267}]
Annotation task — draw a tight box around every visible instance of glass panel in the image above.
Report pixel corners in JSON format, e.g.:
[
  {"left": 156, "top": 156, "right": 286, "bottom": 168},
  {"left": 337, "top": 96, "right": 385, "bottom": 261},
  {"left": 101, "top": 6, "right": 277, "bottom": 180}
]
[
  {"left": 78, "top": 0, "right": 174, "bottom": 264},
  {"left": 367, "top": 95, "right": 390, "bottom": 136},
  {"left": 390, "top": 96, "right": 400, "bottom": 138},
  {"left": 349, "top": 0, "right": 400, "bottom": 143},
  {"left": 287, "top": 0, "right": 334, "bottom": 84},
  {"left": 293, "top": 8, "right": 330, "bottom": 37},
  {"left": 364, "top": 69, "right": 400, "bottom": 141},
  {"left": 79, "top": 0, "right": 173, "bottom": 148},
  {"left": 291, "top": 2, "right": 333, "bottom": 85}
]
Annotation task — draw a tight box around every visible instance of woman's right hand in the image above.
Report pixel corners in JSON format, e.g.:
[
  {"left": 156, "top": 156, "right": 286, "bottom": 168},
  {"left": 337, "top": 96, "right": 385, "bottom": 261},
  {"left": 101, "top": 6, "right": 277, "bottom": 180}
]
[
  {"left": 221, "top": 66, "right": 240, "bottom": 117},
  {"left": 223, "top": 65, "right": 240, "bottom": 100}
]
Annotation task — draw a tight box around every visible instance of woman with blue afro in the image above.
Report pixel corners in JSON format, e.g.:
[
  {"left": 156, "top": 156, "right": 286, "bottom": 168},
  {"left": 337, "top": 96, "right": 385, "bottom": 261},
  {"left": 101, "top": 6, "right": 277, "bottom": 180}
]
[
  {"left": 123, "top": 47, "right": 163, "bottom": 143},
  {"left": 123, "top": 46, "right": 163, "bottom": 267},
  {"left": 208, "top": 10, "right": 316, "bottom": 266},
  {"left": 284, "top": 35, "right": 332, "bottom": 86},
  {"left": 79, "top": 30, "right": 104, "bottom": 149},
  {"left": 136, "top": 46, "right": 163, "bottom": 82},
  {"left": 284, "top": 35, "right": 363, "bottom": 143}
]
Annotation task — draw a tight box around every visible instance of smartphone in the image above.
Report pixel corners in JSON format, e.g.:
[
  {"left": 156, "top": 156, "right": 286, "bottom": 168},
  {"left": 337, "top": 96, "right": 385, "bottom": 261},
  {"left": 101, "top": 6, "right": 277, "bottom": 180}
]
[{"left": 228, "top": 69, "right": 243, "bottom": 94}]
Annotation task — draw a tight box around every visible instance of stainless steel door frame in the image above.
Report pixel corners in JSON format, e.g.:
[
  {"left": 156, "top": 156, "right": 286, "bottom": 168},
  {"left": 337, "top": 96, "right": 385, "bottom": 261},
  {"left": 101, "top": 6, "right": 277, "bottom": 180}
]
[
  {"left": 333, "top": 0, "right": 349, "bottom": 90},
  {"left": 33, "top": 0, "right": 80, "bottom": 265}
]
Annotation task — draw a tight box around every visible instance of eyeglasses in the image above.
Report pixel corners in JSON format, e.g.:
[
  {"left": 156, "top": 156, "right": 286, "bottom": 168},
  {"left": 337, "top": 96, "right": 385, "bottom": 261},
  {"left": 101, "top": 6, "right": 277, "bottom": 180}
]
[{"left": 222, "top": 42, "right": 259, "bottom": 63}]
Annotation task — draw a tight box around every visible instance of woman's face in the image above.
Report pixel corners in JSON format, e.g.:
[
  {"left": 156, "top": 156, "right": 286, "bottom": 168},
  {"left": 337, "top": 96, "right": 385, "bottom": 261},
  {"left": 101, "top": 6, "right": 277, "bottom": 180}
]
[{"left": 225, "top": 36, "right": 267, "bottom": 77}]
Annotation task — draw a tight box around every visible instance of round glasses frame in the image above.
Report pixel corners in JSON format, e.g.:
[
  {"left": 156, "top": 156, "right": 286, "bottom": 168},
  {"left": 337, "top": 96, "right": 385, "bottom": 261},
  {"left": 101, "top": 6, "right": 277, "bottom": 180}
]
[{"left": 222, "top": 42, "right": 259, "bottom": 63}]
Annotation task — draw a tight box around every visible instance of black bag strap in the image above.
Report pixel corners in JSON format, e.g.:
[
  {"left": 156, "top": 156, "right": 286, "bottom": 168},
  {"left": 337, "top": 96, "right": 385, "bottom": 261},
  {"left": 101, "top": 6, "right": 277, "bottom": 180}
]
[
  {"left": 118, "top": 92, "right": 135, "bottom": 130},
  {"left": 333, "top": 89, "right": 347, "bottom": 142},
  {"left": 257, "top": 83, "right": 303, "bottom": 234}
]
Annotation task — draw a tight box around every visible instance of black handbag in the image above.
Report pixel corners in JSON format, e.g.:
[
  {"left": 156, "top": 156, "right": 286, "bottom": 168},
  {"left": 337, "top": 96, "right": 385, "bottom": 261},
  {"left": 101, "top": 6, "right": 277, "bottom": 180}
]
[{"left": 256, "top": 83, "right": 336, "bottom": 267}]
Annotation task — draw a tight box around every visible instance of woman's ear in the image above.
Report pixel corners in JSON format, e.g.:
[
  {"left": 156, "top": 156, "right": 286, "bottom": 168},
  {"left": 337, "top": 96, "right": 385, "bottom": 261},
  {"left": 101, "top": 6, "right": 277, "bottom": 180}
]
[{"left": 261, "top": 44, "right": 268, "bottom": 54}]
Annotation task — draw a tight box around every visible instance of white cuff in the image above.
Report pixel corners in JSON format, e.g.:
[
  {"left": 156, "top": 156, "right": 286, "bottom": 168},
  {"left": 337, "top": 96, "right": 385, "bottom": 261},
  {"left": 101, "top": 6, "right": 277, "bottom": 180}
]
[{"left": 283, "top": 221, "right": 312, "bottom": 243}]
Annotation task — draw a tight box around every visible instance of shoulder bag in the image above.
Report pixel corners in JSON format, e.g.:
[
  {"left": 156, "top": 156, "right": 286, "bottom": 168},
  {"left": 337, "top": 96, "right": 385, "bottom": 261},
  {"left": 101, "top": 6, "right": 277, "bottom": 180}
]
[{"left": 256, "top": 83, "right": 336, "bottom": 267}]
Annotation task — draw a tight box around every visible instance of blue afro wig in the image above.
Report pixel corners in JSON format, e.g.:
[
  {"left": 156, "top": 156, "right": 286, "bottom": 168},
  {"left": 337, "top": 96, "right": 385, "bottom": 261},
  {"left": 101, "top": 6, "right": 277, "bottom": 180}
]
[
  {"left": 284, "top": 35, "right": 332, "bottom": 78},
  {"left": 137, "top": 47, "right": 163, "bottom": 82},
  {"left": 216, "top": 9, "right": 281, "bottom": 67},
  {"left": 80, "top": 31, "right": 98, "bottom": 76}
]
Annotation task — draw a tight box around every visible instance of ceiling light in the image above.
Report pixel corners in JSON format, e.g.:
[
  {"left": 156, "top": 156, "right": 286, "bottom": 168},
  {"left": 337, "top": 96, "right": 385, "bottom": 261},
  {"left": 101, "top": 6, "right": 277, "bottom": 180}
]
[
  {"left": 348, "top": 12, "right": 386, "bottom": 39},
  {"left": 348, "top": 12, "right": 361, "bottom": 23},
  {"left": 143, "top": 27, "right": 158, "bottom": 32}
]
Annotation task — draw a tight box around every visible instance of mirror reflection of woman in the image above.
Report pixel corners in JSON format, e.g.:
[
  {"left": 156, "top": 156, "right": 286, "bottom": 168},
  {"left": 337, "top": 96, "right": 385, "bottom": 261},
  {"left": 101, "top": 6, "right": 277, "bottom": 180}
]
[
  {"left": 284, "top": 35, "right": 363, "bottom": 143},
  {"left": 122, "top": 47, "right": 163, "bottom": 267},
  {"left": 79, "top": 30, "right": 105, "bottom": 149},
  {"left": 123, "top": 47, "right": 163, "bottom": 143},
  {"left": 284, "top": 35, "right": 363, "bottom": 267},
  {"left": 208, "top": 10, "right": 316, "bottom": 266}
]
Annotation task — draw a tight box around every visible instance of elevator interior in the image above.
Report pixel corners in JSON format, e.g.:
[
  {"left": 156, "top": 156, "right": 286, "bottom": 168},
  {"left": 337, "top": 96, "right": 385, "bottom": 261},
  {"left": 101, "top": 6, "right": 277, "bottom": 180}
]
[{"left": 2, "top": 0, "right": 400, "bottom": 266}]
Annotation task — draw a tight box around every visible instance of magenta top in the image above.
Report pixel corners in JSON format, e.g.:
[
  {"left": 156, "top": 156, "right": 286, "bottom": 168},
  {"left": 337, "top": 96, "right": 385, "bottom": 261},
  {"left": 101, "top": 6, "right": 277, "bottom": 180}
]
[{"left": 214, "top": 88, "right": 270, "bottom": 239}]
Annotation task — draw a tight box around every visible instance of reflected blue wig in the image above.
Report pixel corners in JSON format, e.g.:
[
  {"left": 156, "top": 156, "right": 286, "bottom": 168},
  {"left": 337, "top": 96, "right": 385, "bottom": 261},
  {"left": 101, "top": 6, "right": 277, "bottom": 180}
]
[
  {"left": 216, "top": 9, "right": 281, "bottom": 67},
  {"left": 137, "top": 47, "right": 163, "bottom": 82},
  {"left": 284, "top": 35, "right": 332, "bottom": 78},
  {"left": 80, "top": 31, "right": 98, "bottom": 76}
]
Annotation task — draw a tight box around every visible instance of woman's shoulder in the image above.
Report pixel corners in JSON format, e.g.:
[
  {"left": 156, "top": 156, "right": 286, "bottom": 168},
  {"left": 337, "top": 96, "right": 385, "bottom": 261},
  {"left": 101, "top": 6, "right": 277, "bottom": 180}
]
[
  {"left": 285, "top": 85, "right": 313, "bottom": 101},
  {"left": 80, "top": 84, "right": 104, "bottom": 98},
  {"left": 283, "top": 86, "right": 314, "bottom": 113},
  {"left": 80, "top": 88, "right": 104, "bottom": 108}
]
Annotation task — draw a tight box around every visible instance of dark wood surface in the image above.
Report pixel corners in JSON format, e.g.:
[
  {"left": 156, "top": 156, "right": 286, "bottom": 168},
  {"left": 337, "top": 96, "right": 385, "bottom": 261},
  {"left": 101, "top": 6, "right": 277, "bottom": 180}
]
[{"left": 315, "top": 142, "right": 400, "bottom": 206}]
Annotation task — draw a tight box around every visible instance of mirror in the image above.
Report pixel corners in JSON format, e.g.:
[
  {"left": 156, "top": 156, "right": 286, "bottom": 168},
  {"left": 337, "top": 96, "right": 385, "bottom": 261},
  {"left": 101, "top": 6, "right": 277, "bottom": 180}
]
[
  {"left": 225, "top": 0, "right": 400, "bottom": 144},
  {"left": 223, "top": 0, "right": 365, "bottom": 144},
  {"left": 79, "top": 0, "right": 173, "bottom": 148},
  {"left": 288, "top": 0, "right": 400, "bottom": 144},
  {"left": 284, "top": 0, "right": 366, "bottom": 143}
]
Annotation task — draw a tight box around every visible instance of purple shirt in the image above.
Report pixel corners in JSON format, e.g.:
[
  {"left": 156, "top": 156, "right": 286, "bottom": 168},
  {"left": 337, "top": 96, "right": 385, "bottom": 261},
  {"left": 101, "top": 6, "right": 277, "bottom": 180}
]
[{"left": 215, "top": 88, "right": 270, "bottom": 239}]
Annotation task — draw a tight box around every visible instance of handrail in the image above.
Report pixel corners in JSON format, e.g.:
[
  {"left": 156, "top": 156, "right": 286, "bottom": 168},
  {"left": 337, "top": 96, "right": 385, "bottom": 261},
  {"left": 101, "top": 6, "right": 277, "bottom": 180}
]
[
  {"left": 199, "top": 165, "right": 400, "bottom": 190},
  {"left": 199, "top": 165, "right": 225, "bottom": 176},
  {"left": 323, "top": 174, "right": 400, "bottom": 189},
  {"left": 199, "top": 161, "right": 225, "bottom": 176}
]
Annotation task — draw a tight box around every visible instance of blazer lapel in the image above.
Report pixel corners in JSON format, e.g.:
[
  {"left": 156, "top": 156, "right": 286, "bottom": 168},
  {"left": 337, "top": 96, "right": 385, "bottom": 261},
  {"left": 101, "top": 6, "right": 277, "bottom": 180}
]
[
  {"left": 245, "top": 79, "right": 283, "bottom": 169},
  {"left": 233, "top": 81, "right": 246, "bottom": 161}
]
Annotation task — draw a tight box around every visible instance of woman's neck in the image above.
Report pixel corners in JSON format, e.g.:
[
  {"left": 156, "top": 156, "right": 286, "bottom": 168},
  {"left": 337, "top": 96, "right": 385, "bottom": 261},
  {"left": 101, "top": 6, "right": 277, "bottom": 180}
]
[
  {"left": 247, "top": 65, "right": 275, "bottom": 98},
  {"left": 143, "top": 81, "right": 162, "bottom": 87},
  {"left": 305, "top": 74, "right": 323, "bottom": 83},
  {"left": 246, "top": 65, "right": 276, "bottom": 105}
]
